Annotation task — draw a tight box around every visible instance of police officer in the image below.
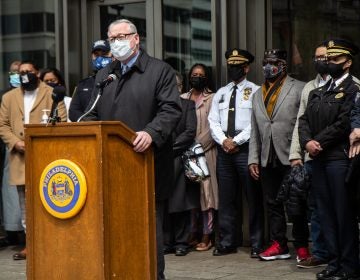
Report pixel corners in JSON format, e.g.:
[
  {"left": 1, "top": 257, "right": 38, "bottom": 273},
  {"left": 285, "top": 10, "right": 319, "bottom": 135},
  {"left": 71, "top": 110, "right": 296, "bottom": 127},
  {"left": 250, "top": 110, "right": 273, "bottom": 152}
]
[
  {"left": 208, "top": 48, "right": 264, "bottom": 257},
  {"left": 299, "top": 39, "right": 360, "bottom": 280},
  {"left": 69, "top": 39, "right": 112, "bottom": 121}
]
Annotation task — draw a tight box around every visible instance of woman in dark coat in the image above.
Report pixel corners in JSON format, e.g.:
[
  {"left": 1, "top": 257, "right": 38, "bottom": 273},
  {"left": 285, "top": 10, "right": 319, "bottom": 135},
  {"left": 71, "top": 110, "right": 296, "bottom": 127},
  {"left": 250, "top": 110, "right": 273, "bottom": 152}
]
[{"left": 163, "top": 72, "right": 198, "bottom": 256}]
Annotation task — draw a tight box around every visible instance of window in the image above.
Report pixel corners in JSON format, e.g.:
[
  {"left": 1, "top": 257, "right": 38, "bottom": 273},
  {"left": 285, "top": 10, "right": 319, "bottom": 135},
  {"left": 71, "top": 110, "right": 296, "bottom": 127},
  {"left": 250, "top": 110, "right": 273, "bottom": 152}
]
[
  {"left": 162, "top": 0, "right": 213, "bottom": 90},
  {"left": 272, "top": 0, "right": 360, "bottom": 81}
]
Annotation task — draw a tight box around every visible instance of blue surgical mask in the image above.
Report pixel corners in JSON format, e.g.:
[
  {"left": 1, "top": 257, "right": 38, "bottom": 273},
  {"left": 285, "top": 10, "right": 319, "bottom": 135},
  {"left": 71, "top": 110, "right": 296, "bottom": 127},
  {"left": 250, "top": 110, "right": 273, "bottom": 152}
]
[
  {"left": 9, "top": 73, "right": 21, "bottom": 88},
  {"left": 92, "top": 56, "right": 112, "bottom": 70}
]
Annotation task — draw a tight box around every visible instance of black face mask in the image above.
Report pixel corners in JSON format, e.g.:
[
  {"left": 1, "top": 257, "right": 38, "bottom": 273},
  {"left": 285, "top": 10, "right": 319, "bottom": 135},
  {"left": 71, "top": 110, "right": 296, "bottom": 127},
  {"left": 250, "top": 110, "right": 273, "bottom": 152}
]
[
  {"left": 190, "top": 76, "right": 207, "bottom": 91},
  {"left": 328, "top": 61, "right": 347, "bottom": 79},
  {"left": 46, "top": 82, "right": 59, "bottom": 88},
  {"left": 20, "top": 73, "right": 38, "bottom": 91},
  {"left": 314, "top": 61, "right": 328, "bottom": 75},
  {"left": 228, "top": 65, "right": 245, "bottom": 81}
]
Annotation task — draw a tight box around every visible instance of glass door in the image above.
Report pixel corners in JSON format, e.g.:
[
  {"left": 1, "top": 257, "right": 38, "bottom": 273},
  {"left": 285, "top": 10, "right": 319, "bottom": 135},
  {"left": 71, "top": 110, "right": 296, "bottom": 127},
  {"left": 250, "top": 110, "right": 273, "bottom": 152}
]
[{"left": 89, "top": 0, "right": 156, "bottom": 55}]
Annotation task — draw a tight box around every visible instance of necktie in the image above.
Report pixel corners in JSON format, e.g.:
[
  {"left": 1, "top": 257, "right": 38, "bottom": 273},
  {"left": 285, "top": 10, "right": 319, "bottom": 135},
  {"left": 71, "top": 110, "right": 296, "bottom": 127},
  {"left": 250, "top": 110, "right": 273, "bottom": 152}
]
[
  {"left": 227, "top": 85, "right": 237, "bottom": 138},
  {"left": 122, "top": 65, "right": 128, "bottom": 74},
  {"left": 329, "top": 80, "right": 336, "bottom": 91}
]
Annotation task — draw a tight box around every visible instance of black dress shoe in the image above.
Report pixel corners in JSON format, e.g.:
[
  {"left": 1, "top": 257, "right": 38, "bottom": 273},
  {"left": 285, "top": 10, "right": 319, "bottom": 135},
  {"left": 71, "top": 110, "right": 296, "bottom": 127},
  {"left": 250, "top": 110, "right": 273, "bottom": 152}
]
[
  {"left": 250, "top": 247, "right": 262, "bottom": 258},
  {"left": 329, "top": 271, "right": 360, "bottom": 280},
  {"left": 175, "top": 247, "right": 188, "bottom": 256},
  {"left": 317, "top": 269, "right": 338, "bottom": 279},
  {"left": 212, "top": 246, "right": 237, "bottom": 256},
  {"left": 163, "top": 247, "right": 175, "bottom": 255}
]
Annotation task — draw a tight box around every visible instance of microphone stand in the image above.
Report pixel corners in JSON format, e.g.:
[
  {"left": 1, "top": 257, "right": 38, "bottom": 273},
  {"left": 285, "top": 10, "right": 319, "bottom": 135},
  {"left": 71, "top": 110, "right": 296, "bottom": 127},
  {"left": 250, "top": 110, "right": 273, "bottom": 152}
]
[
  {"left": 48, "top": 106, "right": 61, "bottom": 125},
  {"left": 77, "top": 87, "right": 103, "bottom": 122}
]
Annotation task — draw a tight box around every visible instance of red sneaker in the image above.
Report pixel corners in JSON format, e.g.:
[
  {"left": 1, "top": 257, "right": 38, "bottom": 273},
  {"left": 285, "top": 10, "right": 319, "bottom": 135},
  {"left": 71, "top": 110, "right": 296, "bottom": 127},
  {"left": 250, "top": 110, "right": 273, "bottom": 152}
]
[
  {"left": 259, "top": 241, "right": 291, "bottom": 261},
  {"left": 296, "top": 247, "right": 311, "bottom": 263}
]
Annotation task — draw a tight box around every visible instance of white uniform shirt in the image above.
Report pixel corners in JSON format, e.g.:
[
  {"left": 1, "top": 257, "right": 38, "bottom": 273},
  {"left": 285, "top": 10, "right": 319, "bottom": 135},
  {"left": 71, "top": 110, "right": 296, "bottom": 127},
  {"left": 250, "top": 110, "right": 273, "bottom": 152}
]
[
  {"left": 208, "top": 79, "right": 260, "bottom": 146},
  {"left": 23, "top": 89, "right": 38, "bottom": 124}
]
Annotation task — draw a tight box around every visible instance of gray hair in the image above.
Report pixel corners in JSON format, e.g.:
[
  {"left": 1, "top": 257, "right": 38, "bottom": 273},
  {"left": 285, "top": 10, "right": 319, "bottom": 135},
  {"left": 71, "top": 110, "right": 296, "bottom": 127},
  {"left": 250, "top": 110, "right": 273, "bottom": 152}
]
[{"left": 108, "top": 19, "right": 137, "bottom": 35}]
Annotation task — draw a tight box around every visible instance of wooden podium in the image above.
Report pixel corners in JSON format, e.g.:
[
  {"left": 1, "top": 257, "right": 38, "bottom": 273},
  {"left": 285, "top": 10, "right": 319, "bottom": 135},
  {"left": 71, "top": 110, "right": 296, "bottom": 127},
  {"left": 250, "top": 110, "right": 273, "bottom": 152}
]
[{"left": 24, "top": 121, "right": 157, "bottom": 280}]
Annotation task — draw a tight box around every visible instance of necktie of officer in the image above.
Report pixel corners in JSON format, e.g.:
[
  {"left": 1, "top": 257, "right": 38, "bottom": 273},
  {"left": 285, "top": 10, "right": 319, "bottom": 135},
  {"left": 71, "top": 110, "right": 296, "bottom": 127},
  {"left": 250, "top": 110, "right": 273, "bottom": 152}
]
[
  {"left": 227, "top": 85, "right": 237, "bottom": 138},
  {"left": 329, "top": 80, "right": 336, "bottom": 91}
]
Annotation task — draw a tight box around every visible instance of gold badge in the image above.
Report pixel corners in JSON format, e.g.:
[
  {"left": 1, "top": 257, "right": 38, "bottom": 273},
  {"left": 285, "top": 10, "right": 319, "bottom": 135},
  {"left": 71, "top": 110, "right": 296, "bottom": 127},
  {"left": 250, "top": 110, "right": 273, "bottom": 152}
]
[
  {"left": 328, "top": 40, "right": 334, "bottom": 48},
  {"left": 335, "top": 92, "right": 344, "bottom": 99},
  {"left": 232, "top": 50, "right": 238, "bottom": 56},
  {"left": 243, "top": 87, "right": 252, "bottom": 100}
]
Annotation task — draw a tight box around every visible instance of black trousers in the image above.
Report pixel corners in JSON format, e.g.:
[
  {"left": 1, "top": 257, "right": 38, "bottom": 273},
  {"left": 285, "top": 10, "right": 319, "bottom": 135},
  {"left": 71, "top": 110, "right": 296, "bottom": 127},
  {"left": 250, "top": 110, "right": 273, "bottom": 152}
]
[
  {"left": 216, "top": 144, "right": 264, "bottom": 249},
  {"left": 156, "top": 200, "right": 165, "bottom": 280},
  {"left": 312, "top": 159, "right": 359, "bottom": 273},
  {"left": 163, "top": 208, "right": 190, "bottom": 250},
  {"left": 261, "top": 163, "right": 309, "bottom": 248}
]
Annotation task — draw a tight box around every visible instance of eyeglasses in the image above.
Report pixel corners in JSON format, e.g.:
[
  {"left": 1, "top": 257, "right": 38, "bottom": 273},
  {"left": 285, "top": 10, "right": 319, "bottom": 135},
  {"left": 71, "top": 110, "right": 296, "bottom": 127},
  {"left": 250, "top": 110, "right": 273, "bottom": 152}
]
[
  {"left": 108, "top": 33, "right": 135, "bottom": 43},
  {"left": 313, "top": 55, "right": 327, "bottom": 62},
  {"left": 8, "top": 71, "right": 19, "bottom": 75}
]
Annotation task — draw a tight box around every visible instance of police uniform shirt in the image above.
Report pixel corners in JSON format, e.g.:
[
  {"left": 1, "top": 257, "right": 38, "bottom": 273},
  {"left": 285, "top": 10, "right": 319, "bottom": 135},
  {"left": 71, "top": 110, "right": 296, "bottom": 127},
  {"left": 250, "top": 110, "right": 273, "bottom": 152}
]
[
  {"left": 208, "top": 79, "right": 260, "bottom": 146},
  {"left": 328, "top": 72, "right": 349, "bottom": 91}
]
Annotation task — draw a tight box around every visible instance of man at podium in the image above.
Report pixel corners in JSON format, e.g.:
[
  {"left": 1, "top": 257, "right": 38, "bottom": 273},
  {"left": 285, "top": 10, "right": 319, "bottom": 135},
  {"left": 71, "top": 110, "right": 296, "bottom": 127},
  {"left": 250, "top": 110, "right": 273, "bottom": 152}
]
[{"left": 84, "top": 19, "right": 182, "bottom": 280}]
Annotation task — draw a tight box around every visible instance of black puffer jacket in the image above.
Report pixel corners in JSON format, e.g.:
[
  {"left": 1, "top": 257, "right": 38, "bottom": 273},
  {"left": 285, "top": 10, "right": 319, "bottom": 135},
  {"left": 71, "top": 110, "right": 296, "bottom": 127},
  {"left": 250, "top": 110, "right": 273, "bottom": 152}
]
[{"left": 277, "top": 165, "right": 310, "bottom": 216}]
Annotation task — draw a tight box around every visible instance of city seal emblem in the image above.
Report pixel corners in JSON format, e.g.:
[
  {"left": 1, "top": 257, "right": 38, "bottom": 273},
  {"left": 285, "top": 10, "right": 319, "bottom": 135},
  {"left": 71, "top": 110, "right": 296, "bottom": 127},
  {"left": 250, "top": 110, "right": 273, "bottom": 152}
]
[{"left": 39, "top": 159, "right": 87, "bottom": 219}]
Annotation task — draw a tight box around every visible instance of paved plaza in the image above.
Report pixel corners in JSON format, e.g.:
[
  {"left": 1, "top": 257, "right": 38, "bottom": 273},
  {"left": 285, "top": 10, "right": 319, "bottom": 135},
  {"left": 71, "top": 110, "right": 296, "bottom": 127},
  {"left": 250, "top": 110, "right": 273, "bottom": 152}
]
[{"left": 0, "top": 244, "right": 321, "bottom": 280}]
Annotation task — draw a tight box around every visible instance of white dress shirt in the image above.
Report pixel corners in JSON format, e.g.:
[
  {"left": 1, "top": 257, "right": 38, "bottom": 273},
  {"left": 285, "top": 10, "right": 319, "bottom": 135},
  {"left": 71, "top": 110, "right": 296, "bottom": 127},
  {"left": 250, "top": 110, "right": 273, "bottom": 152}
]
[
  {"left": 208, "top": 79, "right": 260, "bottom": 146},
  {"left": 23, "top": 89, "right": 38, "bottom": 124}
]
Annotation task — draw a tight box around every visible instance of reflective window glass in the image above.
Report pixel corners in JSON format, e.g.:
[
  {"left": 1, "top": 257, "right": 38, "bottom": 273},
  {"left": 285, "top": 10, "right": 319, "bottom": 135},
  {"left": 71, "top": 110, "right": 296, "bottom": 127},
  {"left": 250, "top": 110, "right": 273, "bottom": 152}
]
[
  {"left": 162, "top": 0, "right": 213, "bottom": 91},
  {"left": 99, "top": 3, "right": 146, "bottom": 50},
  {"left": 272, "top": 0, "right": 360, "bottom": 81},
  {"left": 0, "top": 0, "right": 58, "bottom": 89}
]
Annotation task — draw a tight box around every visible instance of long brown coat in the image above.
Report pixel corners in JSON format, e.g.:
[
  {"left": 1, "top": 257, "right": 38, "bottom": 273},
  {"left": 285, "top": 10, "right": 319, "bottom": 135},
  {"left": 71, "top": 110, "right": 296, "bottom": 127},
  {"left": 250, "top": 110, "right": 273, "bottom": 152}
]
[
  {"left": 181, "top": 91, "right": 218, "bottom": 210},
  {"left": 0, "top": 82, "right": 67, "bottom": 185}
]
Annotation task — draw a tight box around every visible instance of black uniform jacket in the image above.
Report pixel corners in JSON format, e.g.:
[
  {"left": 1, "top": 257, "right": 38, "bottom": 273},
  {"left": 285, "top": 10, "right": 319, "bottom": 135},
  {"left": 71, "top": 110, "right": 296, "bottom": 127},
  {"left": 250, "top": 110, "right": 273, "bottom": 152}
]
[
  {"left": 86, "top": 50, "right": 182, "bottom": 200},
  {"left": 350, "top": 83, "right": 360, "bottom": 129},
  {"left": 69, "top": 75, "right": 95, "bottom": 122},
  {"left": 298, "top": 75, "right": 357, "bottom": 160}
]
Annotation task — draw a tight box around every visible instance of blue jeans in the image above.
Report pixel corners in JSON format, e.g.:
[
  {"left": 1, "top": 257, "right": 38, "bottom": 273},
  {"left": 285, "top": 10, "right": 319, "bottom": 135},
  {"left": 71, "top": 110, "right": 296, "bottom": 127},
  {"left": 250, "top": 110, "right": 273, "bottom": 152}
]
[{"left": 304, "top": 161, "right": 329, "bottom": 261}]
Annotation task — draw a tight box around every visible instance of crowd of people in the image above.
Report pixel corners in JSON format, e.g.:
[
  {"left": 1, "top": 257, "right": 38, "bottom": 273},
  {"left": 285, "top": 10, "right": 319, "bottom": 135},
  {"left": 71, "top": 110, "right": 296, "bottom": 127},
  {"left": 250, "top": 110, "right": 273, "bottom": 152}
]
[{"left": 0, "top": 18, "right": 360, "bottom": 280}]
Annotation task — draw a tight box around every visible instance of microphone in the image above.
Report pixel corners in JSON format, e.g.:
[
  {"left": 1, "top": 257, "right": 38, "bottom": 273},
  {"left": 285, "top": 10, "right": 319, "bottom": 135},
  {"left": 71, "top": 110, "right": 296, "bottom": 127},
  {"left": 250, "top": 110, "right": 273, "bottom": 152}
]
[
  {"left": 77, "top": 64, "right": 119, "bottom": 122},
  {"left": 49, "top": 85, "right": 66, "bottom": 124},
  {"left": 96, "top": 73, "right": 117, "bottom": 89}
]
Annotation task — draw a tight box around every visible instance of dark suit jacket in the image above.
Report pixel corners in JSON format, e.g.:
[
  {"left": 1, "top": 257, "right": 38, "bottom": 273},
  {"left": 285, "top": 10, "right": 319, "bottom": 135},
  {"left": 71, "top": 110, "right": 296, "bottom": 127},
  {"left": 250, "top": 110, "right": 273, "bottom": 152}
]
[
  {"left": 173, "top": 99, "right": 197, "bottom": 157},
  {"left": 169, "top": 98, "right": 198, "bottom": 212},
  {"left": 86, "top": 50, "right": 182, "bottom": 200}
]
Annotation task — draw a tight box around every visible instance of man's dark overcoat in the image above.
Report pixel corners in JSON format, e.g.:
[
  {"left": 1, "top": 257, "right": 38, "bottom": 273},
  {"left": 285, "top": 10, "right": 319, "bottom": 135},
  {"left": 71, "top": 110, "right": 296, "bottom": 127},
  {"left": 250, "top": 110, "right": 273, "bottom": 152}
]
[{"left": 87, "top": 50, "right": 182, "bottom": 201}]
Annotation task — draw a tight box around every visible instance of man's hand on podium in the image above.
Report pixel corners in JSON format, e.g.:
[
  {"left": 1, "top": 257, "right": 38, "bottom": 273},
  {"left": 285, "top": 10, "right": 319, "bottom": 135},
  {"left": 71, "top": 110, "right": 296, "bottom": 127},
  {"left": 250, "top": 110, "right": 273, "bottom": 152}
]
[{"left": 133, "top": 131, "right": 152, "bottom": 152}]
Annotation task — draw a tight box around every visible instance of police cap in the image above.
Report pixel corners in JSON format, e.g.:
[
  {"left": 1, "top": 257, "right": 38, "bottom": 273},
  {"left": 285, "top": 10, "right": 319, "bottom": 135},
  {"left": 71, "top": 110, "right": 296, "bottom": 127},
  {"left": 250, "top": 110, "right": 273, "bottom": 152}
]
[
  {"left": 92, "top": 40, "right": 110, "bottom": 53},
  {"left": 326, "top": 38, "right": 359, "bottom": 57},
  {"left": 225, "top": 48, "right": 254, "bottom": 65}
]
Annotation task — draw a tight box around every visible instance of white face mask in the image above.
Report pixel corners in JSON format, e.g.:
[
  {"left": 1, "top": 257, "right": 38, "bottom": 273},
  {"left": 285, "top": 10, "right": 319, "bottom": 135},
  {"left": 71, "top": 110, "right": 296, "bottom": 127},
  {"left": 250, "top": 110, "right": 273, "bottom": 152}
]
[{"left": 110, "top": 40, "right": 134, "bottom": 62}]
